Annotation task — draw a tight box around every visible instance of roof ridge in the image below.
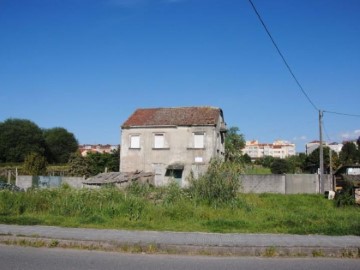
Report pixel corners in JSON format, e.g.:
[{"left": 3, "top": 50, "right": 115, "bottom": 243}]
[{"left": 122, "top": 106, "right": 223, "bottom": 128}]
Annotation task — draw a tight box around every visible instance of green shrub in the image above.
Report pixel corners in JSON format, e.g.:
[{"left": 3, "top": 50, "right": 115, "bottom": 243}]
[
  {"left": 23, "top": 152, "right": 48, "bottom": 175},
  {"left": 335, "top": 180, "right": 356, "bottom": 207},
  {"left": 125, "top": 181, "right": 152, "bottom": 197},
  {"left": 188, "top": 159, "right": 241, "bottom": 207},
  {"left": 162, "top": 181, "right": 185, "bottom": 206}
]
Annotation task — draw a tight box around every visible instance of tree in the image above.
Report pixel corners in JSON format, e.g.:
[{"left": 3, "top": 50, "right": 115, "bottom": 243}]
[
  {"left": 23, "top": 152, "right": 48, "bottom": 176},
  {"left": 0, "top": 119, "right": 46, "bottom": 163},
  {"left": 285, "top": 155, "right": 304, "bottom": 173},
  {"left": 241, "top": 153, "right": 252, "bottom": 164},
  {"left": 225, "top": 127, "right": 245, "bottom": 162},
  {"left": 339, "top": 142, "right": 358, "bottom": 165},
  {"left": 43, "top": 127, "right": 78, "bottom": 164},
  {"left": 270, "top": 158, "right": 290, "bottom": 174},
  {"left": 68, "top": 153, "right": 91, "bottom": 178},
  {"left": 256, "top": 156, "right": 275, "bottom": 168},
  {"left": 108, "top": 146, "right": 120, "bottom": 172},
  {"left": 85, "top": 147, "right": 120, "bottom": 175},
  {"left": 304, "top": 147, "right": 338, "bottom": 173}
]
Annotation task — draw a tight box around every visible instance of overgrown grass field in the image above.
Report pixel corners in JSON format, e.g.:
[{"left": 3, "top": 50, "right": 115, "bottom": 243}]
[{"left": 0, "top": 184, "right": 359, "bottom": 235}]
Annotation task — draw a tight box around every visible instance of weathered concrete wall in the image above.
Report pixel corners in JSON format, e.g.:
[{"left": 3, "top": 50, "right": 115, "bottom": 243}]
[
  {"left": 16, "top": 176, "right": 32, "bottom": 190},
  {"left": 285, "top": 174, "right": 318, "bottom": 194},
  {"left": 323, "top": 175, "right": 333, "bottom": 192},
  {"left": 240, "top": 174, "right": 333, "bottom": 194},
  {"left": 16, "top": 173, "right": 333, "bottom": 194},
  {"left": 62, "top": 177, "right": 84, "bottom": 189},
  {"left": 241, "top": 174, "right": 285, "bottom": 194},
  {"left": 16, "top": 176, "right": 84, "bottom": 190}
]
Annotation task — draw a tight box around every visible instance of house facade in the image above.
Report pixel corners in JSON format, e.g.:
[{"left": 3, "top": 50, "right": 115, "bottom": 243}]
[
  {"left": 242, "top": 140, "right": 296, "bottom": 160},
  {"left": 120, "top": 107, "right": 226, "bottom": 187}
]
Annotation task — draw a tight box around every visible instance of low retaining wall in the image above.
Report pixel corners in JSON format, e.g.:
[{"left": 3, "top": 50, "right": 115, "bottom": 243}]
[
  {"left": 16, "top": 174, "right": 332, "bottom": 194},
  {"left": 241, "top": 174, "right": 285, "bottom": 194},
  {"left": 16, "top": 176, "right": 84, "bottom": 190},
  {"left": 241, "top": 174, "right": 332, "bottom": 194}
]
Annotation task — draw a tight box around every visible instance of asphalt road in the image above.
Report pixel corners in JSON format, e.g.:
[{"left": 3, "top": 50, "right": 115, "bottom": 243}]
[{"left": 0, "top": 245, "right": 359, "bottom": 270}]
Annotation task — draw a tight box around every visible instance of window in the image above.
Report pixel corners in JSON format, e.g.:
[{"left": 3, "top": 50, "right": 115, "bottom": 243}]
[
  {"left": 154, "top": 134, "right": 164, "bottom": 148},
  {"left": 130, "top": 135, "right": 140, "bottom": 149},
  {"left": 194, "top": 133, "right": 204, "bottom": 148},
  {"left": 165, "top": 169, "right": 183, "bottom": 179}
]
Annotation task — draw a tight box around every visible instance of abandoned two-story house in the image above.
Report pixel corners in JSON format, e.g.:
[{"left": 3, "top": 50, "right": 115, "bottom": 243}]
[{"left": 120, "top": 107, "right": 227, "bottom": 186}]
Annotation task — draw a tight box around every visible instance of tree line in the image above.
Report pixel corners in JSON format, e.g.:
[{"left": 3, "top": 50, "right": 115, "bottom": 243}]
[
  {"left": 0, "top": 118, "right": 78, "bottom": 164},
  {"left": 0, "top": 118, "right": 119, "bottom": 177},
  {"left": 225, "top": 127, "right": 360, "bottom": 174},
  {"left": 1, "top": 119, "right": 358, "bottom": 177}
]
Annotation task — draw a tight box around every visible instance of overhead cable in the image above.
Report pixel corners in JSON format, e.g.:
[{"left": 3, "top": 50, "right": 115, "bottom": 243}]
[
  {"left": 247, "top": 0, "right": 319, "bottom": 111},
  {"left": 323, "top": 110, "right": 360, "bottom": 118}
]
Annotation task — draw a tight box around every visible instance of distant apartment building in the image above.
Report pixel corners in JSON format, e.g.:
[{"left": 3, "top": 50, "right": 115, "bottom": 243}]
[
  {"left": 242, "top": 140, "right": 296, "bottom": 160},
  {"left": 305, "top": 141, "right": 343, "bottom": 155},
  {"left": 79, "top": 144, "right": 119, "bottom": 156}
]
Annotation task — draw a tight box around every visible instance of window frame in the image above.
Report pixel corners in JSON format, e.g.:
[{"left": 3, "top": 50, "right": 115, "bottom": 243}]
[
  {"left": 193, "top": 132, "right": 205, "bottom": 149},
  {"left": 129, "top": 134, "right": 140, "bottom": 149},
  {"left": 153, "top": 133, "right": 165, "bottom": 149}
]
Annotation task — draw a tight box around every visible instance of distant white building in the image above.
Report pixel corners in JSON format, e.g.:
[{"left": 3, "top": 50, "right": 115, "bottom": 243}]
[
  {"left": 79, "top": 144, "right": 119, "bottom": 156},
  {"left": 242, "top": 140, "right": 296, "bottom": 160},
  {"left": 305, "top": 141, "right": 343, "bottom": 155}
]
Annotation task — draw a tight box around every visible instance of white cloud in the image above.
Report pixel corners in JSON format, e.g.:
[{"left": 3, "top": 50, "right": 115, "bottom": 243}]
[
  {"left": 293, "top": 135, "right": 307, "bottom": 141},
  {"left": 339, "top": 129, "right": 360, "bottom": 140}
]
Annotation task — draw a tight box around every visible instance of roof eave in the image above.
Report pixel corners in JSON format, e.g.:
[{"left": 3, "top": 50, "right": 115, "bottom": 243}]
[{"left": 122, "top": 124, "right": 216, "bottom": 129}]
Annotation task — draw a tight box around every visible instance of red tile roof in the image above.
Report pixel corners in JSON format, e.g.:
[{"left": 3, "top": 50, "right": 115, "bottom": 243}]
[{"left": 122, "top": 107, "right": 222, "bottom": 128}]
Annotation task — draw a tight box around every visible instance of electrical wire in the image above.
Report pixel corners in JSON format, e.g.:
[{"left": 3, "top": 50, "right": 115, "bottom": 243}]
[
  {"left": 247, "top": 0, "right": 319, "bottom": 112},
  {"left": 322, "top": 121, "right": 333, "bottom": 142},
  {"left": 323, "top": 110, "right": 360, "bottom": 118}
]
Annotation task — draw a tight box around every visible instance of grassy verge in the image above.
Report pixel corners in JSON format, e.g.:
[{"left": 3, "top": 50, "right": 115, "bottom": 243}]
[{"left": 0, "top": 184, "right": 359, "bottom": 235}]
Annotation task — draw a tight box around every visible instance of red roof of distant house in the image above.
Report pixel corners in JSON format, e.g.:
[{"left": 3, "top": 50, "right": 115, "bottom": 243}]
[{"left": 122, "top": 107, "right": 223, "bottom": 128}]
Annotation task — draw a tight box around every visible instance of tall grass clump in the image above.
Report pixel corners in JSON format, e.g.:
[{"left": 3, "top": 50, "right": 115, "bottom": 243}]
[
  {"left": 188, "top": 159, "right": 242, "bottom": 207},
  {"left": 334, "top": 180, "right": 356, "bottom": 207}
]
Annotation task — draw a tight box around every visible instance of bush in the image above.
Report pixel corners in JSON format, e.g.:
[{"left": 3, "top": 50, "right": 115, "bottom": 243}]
[
  {"left": 335, "top": 182, "right": 356, "bottom": 207},
  {"left": 270, "top": 158, "right": 290, "bottom": 174},
  {"left": 23, "top": 152, "right": 48, "bottom": 176},
  {"left": 188, "top": 159, "right": 241, "bottom": 207}
]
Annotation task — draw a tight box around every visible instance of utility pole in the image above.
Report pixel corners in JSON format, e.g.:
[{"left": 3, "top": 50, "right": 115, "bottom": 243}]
[
  {"left": 329, "top": 147, "right": 333, "bottom": 190},
  {"left": 319, "top": 110, "right": 324, "bottom": 193}
]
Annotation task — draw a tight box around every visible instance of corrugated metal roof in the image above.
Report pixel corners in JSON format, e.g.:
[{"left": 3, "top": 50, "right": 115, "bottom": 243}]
[{"left": 122, "top": 107, "right": 222, "bottom": 128}]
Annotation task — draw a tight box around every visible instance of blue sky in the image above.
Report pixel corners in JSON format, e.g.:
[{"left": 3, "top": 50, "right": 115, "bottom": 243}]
[{"left": 1, "top": 0, "right": 359, "bottom": 152}]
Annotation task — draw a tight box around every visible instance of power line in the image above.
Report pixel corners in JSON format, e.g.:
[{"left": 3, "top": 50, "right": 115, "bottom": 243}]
[
  {"left": 247, "top": 0, "right": 319, "bottom": 112},
  {"left": 323, "top": 110, "right": 360, "bottom": 118},
  {"left": 322, "top": 121, "right": 332, "bottom": 142}
]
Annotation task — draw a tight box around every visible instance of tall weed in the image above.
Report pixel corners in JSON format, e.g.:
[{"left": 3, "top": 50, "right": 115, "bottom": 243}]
[{"left": 188, "top": 159, "right": 242, "bottom": 207}]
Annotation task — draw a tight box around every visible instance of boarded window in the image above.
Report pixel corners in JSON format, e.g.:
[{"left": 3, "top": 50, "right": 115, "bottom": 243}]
[
  {"left": 130, "top": 135, "right": 140, "bottom": 149},
  {"left": 194, "top": 133, "right": 204, "bottom": 148},
  {"left": 154, "top": 134, "right": 164, "bottom": 148}
]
